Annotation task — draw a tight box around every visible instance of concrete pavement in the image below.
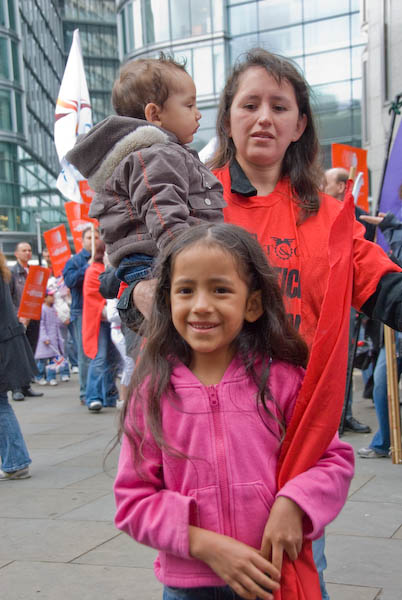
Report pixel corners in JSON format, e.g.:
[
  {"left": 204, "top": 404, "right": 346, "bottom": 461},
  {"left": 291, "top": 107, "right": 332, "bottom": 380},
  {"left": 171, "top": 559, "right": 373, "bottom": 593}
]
[{"left": 1, "top": 372, "right": 401, "bottom": 600}]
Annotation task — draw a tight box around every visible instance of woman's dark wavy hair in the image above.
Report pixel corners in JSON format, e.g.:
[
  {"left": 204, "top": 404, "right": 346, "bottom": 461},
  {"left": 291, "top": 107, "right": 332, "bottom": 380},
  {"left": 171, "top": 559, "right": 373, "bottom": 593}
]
[
  {"left": 208, "top": 48, "right": 322, "bottom": 221},
  {"left": 119, "top": 223, "right": 308, "bottom": 468}
]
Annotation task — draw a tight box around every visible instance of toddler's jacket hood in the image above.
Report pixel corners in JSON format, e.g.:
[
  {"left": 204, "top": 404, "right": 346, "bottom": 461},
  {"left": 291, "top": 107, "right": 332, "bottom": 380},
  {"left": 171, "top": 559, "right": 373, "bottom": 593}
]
[{"left": 66, "top": 115, "right": 171, "bottom": 193}]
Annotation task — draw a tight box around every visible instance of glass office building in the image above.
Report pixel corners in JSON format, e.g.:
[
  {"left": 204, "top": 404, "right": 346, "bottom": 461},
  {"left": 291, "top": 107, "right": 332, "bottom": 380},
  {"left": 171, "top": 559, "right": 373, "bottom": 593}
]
[
  {"left": 117, "top": 0, "right": 364, "bottom": 162},
  {"left": 0, "top": 0, "right": 118, "bottom": 254}
]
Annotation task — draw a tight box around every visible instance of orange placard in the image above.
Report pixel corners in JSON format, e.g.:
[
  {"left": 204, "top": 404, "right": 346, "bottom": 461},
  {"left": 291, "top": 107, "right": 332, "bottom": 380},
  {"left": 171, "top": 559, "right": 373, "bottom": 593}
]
[
  {"left": 79, "top": 180, "right": 95, "bottom": 206},
  {"left": 331, "top": 143, "right": 369, "bottom": 211},
  {"left": 18, "top": 266, "right": 51, "bottom": 320},
  {"left": 64, "top": 201, "right": 98, "bottom": 252},
  {"left": 43, "top": 224, "right": 71, "bottom": 277}
]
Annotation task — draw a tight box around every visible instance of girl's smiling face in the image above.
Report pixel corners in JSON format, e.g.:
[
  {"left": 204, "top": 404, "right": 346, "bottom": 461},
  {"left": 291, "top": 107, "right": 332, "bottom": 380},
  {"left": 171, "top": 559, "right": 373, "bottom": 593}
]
[
  {"left": 228, "top": 66, "right": 307, "bottom": 176},
  {"left": 170, "top": 243, "right": 262, "bottom": 377}
]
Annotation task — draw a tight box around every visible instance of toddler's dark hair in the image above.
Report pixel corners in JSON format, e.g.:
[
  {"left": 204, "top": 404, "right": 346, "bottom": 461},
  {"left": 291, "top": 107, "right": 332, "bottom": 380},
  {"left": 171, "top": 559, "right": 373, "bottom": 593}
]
[{"left": 112, "top": 53, "right": 187, "bottom": 120}]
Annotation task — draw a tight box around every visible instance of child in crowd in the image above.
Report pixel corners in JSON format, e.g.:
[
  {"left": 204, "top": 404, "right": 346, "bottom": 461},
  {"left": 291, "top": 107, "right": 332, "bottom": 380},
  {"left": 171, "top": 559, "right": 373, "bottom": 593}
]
[
  {"left": 114, "top": 223, "right": 354, "bottom": 600},
  {"left": 66, "top": 54, "right": 225, "bottom": 290},
  {"left": 35, "top": 290, "right": 70, "bottom": 386}
]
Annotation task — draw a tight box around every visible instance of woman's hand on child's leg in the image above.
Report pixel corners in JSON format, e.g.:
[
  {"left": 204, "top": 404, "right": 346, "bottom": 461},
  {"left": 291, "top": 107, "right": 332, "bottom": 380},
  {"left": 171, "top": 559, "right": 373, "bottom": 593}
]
[
  {"left": 189, "top": 526, "right": 280, "bottom": 600},
  {"left": 133, "top": 278, "right": 157, "bottom": 320},
  {"left": 260, "top": 496, "right": 304, "bottom": 573}
]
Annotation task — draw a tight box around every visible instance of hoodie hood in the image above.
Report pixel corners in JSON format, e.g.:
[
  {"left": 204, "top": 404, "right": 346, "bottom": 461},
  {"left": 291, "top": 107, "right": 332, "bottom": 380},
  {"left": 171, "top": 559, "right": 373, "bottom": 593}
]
[{"left": 66, "top": 115, "right": 171, "bottom": 192}]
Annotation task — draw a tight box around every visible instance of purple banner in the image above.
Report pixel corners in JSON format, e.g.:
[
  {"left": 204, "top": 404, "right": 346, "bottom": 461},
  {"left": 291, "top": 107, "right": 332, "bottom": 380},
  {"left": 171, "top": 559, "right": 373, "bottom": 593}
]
[{"left": 378, "top": 117, "right": 402, "bottom": 251}]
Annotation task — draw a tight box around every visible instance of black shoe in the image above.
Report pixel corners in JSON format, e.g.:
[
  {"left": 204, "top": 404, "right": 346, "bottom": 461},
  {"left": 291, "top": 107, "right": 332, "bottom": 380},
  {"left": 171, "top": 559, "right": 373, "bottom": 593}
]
[
  {"left": 22, "top": 387, "right": 44, "bottom": 398},
  {"left": 12, "top": 391, "right": 25, "bottom": 401},
  {"left": 344, "top": 417, "right": 371, "bottom": 433}
]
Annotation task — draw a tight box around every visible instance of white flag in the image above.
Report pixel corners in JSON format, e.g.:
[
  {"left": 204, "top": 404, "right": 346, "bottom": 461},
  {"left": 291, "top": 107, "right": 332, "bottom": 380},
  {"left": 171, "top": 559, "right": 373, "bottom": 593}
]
[{"left": 54, "top": 29, "right": 92, "bottom": 202}]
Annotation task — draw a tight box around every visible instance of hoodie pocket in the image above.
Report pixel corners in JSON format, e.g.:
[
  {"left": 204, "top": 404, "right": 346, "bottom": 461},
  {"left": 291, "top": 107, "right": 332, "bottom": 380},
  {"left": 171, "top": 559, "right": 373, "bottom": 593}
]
[
  {"left": 232, "top": 482, "right": 274, "bottom": 549},
  {"left": 188, "top": 485, "right": 221, "bottom": 532}
]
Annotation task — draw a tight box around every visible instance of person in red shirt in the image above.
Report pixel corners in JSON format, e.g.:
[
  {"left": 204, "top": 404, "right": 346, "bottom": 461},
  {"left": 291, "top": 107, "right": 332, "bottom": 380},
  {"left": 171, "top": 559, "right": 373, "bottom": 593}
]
[{"left": 127, "top": 49, "right": 402, "bottom": 600}]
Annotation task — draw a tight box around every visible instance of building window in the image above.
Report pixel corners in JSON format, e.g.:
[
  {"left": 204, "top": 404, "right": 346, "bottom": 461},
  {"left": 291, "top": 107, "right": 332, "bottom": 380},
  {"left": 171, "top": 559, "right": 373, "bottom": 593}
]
[
  {"left": 382, "top": 0, "right": 390, "bottom": 103},
  {"left": 0, "top": 37, "right": 9, "bottom": 80},
  {"left": 193, "top": 45, "right": 213, "bottom": 95},
  {"left": 144, "top": 0, "right": 170, "bottom": 44},
  {"left": 229, "top": 2, "right": 257, "bottom": 36},
  {"left": 303, "top": 0, "right": 349, "bottom": 20},
  {"left": 362, "top": 53, "right": 369, "bottom": 144},
  {"left": 0, "top": 88, "right": 12, "bottom": 130},
  {"left": 258, "top": 0, "right": 302, "bottom": 28},
  {"left": 259, "top": 25, "right": 303, "bottom": 57}
]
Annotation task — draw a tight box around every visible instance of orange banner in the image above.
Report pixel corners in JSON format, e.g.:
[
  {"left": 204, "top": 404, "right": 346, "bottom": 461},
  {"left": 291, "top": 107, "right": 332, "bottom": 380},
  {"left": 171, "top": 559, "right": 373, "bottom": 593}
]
[
  {"left": 18, "top": 266, "right": 51, "bottom": 320},
  {"left": 43, "top": 224, "right": 71, "bottom": 277},
  {"left": 79, "top": 180, "right": 95, "bottom": 206},
  {"left": 331, "top": 143, "right": 369, "bottom": 211},
  {"left": 64, "top": 201, "right": 98, "bottom": 252}
]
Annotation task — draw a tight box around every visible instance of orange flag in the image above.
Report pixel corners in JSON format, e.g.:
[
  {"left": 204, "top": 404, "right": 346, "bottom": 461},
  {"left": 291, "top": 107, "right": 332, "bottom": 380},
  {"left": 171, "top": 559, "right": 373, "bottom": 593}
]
[
  {"left": 18, "top": 266, "right": 51, "bottom": 320},
  {"left": 64, "top": 201, "right": 98, "bottom": 252},
  {"left": 43, "top": 224, "right": 71, "bottom": 276}
]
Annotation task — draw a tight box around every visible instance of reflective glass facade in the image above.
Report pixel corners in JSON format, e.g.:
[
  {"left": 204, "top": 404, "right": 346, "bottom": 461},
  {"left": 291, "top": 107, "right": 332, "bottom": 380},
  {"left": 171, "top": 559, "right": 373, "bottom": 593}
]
[
  {"left": 0, "top": 0, "right": 118, "bottom": 251},
  {"left": 117, "top": 0, "right": 363, "bottom": 159},
  {"left": 61, "top": 0, "right": 120, "bottom": 123}
]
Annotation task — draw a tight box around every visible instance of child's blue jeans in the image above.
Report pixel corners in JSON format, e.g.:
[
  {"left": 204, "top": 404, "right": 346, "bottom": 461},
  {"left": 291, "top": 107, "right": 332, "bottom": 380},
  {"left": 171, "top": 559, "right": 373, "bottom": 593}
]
[
  {"left": 36, "top": 358, "right": 70, "bottom": 382},
  {"left": 163, "top": 587, "right": 245, "bottom": 599}
]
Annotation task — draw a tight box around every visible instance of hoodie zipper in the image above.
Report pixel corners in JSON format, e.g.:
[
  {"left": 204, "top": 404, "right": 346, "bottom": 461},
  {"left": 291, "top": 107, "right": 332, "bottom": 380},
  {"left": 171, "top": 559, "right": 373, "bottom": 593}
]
[{"left": 207, "top": 386, "right": 232, "bottom": 537}]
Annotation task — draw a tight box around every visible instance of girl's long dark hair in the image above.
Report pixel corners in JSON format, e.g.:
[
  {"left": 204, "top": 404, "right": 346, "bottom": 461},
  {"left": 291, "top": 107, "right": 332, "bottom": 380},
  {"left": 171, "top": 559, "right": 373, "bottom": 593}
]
[
  {"left": 208, "top": 48, "right": 322, "bottom": 221},
  {"left": 119, "top": 223, "right": 308, "bottom": 468}
]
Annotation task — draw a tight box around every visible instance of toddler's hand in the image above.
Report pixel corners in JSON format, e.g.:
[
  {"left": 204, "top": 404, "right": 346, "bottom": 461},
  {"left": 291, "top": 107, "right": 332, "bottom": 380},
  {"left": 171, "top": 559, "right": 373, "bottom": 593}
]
[
  {"left": 189, "top": 526, "right": 280, "bottom": 600},
  {"left": 260, "top": 496, "right": 304, "bottom": 574}
]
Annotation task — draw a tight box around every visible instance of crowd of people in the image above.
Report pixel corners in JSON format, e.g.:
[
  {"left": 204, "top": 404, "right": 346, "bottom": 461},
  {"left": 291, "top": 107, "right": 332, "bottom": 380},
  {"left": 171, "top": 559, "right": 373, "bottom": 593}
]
[{"left": 1, "top": 48, "right": 402, "bottom": 600}]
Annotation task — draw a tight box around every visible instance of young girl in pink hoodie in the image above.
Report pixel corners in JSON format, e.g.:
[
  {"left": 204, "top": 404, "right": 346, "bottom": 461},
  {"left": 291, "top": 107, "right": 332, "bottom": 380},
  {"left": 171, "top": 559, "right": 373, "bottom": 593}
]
[{"left": 114, "top": 223, "right": 354, "bottom": 600}]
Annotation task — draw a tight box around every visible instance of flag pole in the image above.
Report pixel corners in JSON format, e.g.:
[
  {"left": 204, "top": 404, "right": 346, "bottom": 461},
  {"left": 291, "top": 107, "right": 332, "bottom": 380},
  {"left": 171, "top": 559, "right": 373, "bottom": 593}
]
[{"left": 383, "top": 325, "right": 402, "bottom": 464}]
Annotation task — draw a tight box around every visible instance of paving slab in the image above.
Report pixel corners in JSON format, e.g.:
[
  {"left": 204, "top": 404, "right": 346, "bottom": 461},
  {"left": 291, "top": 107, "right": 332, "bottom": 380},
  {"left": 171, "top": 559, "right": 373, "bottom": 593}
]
[
  {"left": 347, "top": 473, "right": 375, "bottom": 497},
  {"left": 326, "top": 583, "right": 381, "bottom": 600},
  {"left": 392, "top": 524, "right": 402, "bottom": 539},
  {"left": 0, "top": 518, "right": 119, "bottom": 562},
  {"left": 55, "top": 447, "right": 119, "bottom": 469},
  {"left": 66, "top": 469, "right": 117, "bottom": 491},
  {"left": 73, "top": 533, "right": 158, "bottom": 568},
  {"left": 59, "top": 491, "right": 116, "bottom": 521},
  {"left": 328, "top": 500, "right": 402, "bottom": 537},
  {"left": 0, "top": 487, "right": 108, "bottom": 519},
  {"left": 326, "top": 534, "right": 402, "bottom": 590},
  {"left": 348, "top": 474, "right": 402, "bottom": 504},
  {"left": 0, "top": 561, "right": 163, "bottom": 600}
]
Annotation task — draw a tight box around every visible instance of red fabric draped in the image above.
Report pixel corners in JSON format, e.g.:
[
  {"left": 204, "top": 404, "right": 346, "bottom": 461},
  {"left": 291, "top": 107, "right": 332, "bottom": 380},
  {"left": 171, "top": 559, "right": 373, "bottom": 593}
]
[
  {"left": 82, "top": 262, "right": 105, "bottom": 359},
  {"left": 274, "top": 183, "right": 355, "bottom": 599}
]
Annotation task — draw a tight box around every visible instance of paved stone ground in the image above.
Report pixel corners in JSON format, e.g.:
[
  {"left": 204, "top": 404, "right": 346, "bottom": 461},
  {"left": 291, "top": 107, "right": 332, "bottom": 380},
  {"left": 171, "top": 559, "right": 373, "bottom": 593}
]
[{"left": 1, "top": 371, "right": 401, "bottom": 600}]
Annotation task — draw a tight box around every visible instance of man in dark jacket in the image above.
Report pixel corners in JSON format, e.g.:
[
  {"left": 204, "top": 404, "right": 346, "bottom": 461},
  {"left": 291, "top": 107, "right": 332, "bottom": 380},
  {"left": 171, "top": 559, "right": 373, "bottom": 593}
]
[
  {"left": 63, "top": 227, "right": 99, "bottom": 404},
  {"left": 9, "top": 242, "right": 43, "bottom": 401}
]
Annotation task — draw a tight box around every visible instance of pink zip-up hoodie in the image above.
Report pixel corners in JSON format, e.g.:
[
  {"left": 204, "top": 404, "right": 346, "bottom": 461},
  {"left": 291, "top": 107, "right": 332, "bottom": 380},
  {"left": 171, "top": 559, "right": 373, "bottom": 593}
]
[{"left": 114, "top": 355, "right": 354, "bottom": 588}]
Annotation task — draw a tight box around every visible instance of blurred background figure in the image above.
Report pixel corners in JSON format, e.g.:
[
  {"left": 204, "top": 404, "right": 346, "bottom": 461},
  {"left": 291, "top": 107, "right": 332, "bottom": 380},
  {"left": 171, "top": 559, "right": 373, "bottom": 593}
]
[
  {"left": 63, "top": 227, "right": 99, "bottom": 404},
  {"left": 0, "top": 251, "right": 33, "bottom": 480},
  {"left": 82, "top": 239, "right": 120, "bottom": 412},
  {"left": 34, "top": 289, "right": 70, "bottom": 386},
  {"left": 8, "top": 241, "right": 43, "bottom": 401}
]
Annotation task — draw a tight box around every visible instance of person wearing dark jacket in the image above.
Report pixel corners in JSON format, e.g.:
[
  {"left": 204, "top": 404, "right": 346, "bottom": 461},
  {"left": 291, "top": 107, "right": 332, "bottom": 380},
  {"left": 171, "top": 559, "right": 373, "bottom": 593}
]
[
  {"left": 62, "top": 226, "right": 99, "bottom": 404},
  {"left": 8, "top": 242, "right": 43, "bottom": 401},
  {"left": 358, "top": 211, "right": 402, "bottom": 457},
  {"left": 0, "top": 252, "right": 34, "bottom": 480}
]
